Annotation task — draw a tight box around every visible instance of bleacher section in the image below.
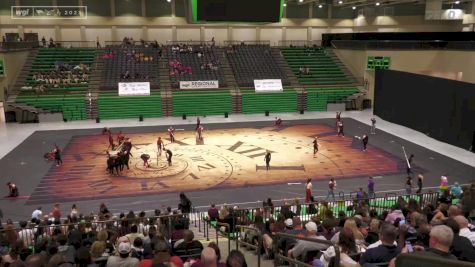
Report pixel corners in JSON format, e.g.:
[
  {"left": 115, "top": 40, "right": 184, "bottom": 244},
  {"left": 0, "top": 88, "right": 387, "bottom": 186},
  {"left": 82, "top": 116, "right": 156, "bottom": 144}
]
[
  {"left": 306, "top": 87, "right": 359, "bottom": 111},
  {"left": 168, "top": 45, "right": 227, "bottom": 88},
  {"left": 15, "top": 91, "right": 86, "bottom": 121},
  {"left": 227, "top": 45, "right": 289, "bottom": 87},
  {"left": 281, "top": 47, "right": 352, "bottom": 86},
  {"left": 101, "top": 46, "right": 160, "bottom": 89},
  {"left": 172, "top": 90, "right": 232, "bottom": 116},
  {"left": 241, "top": 89, "right": 297, "bottom": 114},
  {"left": 98, "top": 91, "right": 162, "bottom": 119}
]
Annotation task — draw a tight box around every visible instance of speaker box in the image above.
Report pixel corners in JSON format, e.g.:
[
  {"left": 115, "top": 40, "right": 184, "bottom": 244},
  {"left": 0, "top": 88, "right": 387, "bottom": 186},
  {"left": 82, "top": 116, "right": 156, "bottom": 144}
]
[
  {"left": 182, "top": 114, "right": 187, "bottom": 120},
  {"left": 300, "top": 110, "right": 304, "bottom": 114},
  {"left": 224, "top": 112, "right": 228, "bottom": 118},
  {"left": 139, "top": 115, "right": 143, "bottom": 122},
  {"left": 265, "top": 111, "right": 269, "bottom": 116},
  {"left": 96, "top": 117, "right": 100, "bottom": 123}
]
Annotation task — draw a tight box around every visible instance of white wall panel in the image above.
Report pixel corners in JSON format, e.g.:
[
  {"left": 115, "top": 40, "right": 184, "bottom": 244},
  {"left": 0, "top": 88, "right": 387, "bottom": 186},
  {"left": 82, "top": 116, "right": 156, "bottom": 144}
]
[
  {"left": 148, "top": 28, "right": 173, "bottom": 44},
  {"left": 85, "top": 27, "right": 112, "bottom": 44},
  {"left": 286, "top": 28, "right": 307, "bottom": 41},
  {"left": 24, "top": 27, "right": 55, "bottom": 40},
  {"left": 116, "top": 27, "right": 143, "bottom": 41},
  {"left": 176, "top": 28, "right": 200, "bottom": 41},
  {"left": 232, "top": 28, "right": 256, "bottom": 42},
  {"left": 60, "top": 28, "right": 81, "bottom": 41},
  {"left": 260, "top": 28, "right": 282, "bottom": 46},
  {"left": 311, "top": 28, "right": 328, "bottom": 42},
  {"left": 204, "top": 28, "right": 227, "bottom": 45}
]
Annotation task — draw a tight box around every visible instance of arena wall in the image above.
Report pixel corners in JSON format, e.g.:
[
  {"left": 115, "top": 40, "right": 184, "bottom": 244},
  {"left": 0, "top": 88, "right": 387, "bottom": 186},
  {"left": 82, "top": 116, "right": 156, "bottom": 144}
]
[{"left": 0, "top": 50, "right": 29, "bottom": 101}]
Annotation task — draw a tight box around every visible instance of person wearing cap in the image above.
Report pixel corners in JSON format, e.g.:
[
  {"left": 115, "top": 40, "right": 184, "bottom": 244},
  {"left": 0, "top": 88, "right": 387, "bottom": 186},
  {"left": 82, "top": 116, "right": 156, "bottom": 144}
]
[
  {"left": 277, "top": 217, "right": 306, "bottom": 255},
  {"left": 106, "top": 241, "right": 139, "bottom": 267},
  {"left": 288, "top": 221, "right": 329, "bottom": 259}
]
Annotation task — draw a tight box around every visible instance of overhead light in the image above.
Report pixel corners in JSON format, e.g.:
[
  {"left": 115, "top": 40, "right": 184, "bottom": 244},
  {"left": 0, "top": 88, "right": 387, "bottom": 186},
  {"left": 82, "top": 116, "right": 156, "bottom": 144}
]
[
  {"left": 455, "top": 0, "right": 460, "bottom": 4},
  {"left": 352, "top": 6, "right": 356, "bottom": 9},
  {"left": 338, "top": 0, "right": 343, "bottom": 4},
  {"left": 375, "top": 2, "right": 380, "bottom": 5},
  {"left": 283, "top": 3, "right": 287, "bottom": 6},
  {"left": 299, "top": 0, "right": 303, "bottom": 2},
  {"left": 167, "top": 0, "right": 171, "bottom": 2},
  {"left": 318, "top": 4, "right": 323, "bottom": 8}
]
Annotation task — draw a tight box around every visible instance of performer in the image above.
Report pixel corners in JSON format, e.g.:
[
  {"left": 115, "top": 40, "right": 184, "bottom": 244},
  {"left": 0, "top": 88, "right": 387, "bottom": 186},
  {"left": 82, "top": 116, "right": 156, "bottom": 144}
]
[
  {"left": 168, "top": 126, "right": 175, "bottom": 143},
  {"left": 156, "top": 137, "right": 164, "bottom": 156},
  {"left": 264, "top": 150, "right": 271, "bottom": 170},
  {"left": 54, "top": 145, "right": 62, "bottom": 166},
  {"left": 122, "top": 138, "right": 133, "bottom": 157},
  {"left": 275, "top": 117, "right": 282, "bottom": 127},
  {"left": 405, "top": 176, "right": 413, "bottom": 194},
  {"left": 140, "top": 153, "right": 150, "bottom": 168},
  {"left": 312, "top": 137, "right": 319, "bottom": 157},
  {"left": 305, "top": 178, "right": 312, "bottom": 203},
  {"left": 101, "top": 127, "right": 110, "bottom": 135},
  {"left": 326, "top": 178, "right": 336, "bottom": 201},
  {"left": 6, "top": 182, "right": 18, "bottom": 197},
  {"left": 196, "top": 117, "right": 201, "bottom": 131},
  {"left": 416, "top": 174, "right": 424, "bottom": 194},
  {"left": 117, "top": 131, "right": 125, "bottom": 145},
  {"left": 336, "top": 111, "right": 342, "bottom": 129},
  {"left": 165, "top": 149, "right": 173, "bottom": 166},
  {"left": 197, "top": 125, "right": 204, "bottom": 141},
  {"left": 107, "top": 130, "right": 115, "bottom": 150},
  {"left": 370, "top": 117, "right": 377, "bottom": 134},
  {"left": 337, "top": 120, "right": 344, "bottom": 137},
  {"left": 406, "top": 154, "right": 414, "bottom": 175},
  {"left": 362, "top": 134, "right": 369, "bottom": 151}
]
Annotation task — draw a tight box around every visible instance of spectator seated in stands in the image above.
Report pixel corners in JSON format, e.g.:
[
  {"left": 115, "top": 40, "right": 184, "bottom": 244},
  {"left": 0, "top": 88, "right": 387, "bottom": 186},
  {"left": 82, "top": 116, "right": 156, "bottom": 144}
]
[
  {"left": 173, "top": 230, "right": 204, "bottom": 261},
  {"left": 318, "top": 228, "right": 360, "bottom": 267},
  {"left": 359, "top": 223, "right": 401, "bottom": 265},
  {"left": 445, "top": 217, "right": 475, "bottom": 262},
  {"left": 288, "top": 221, "right": 330, "bottom": 260},
  {"left": 106, "top": 241, "right": 139, "bottom": 267},
  {"left": 454, "top": 215, "right": 475, "bottom": 247},
  {"left": 207, "top": 204, "right": 219, "bottom": 221}
]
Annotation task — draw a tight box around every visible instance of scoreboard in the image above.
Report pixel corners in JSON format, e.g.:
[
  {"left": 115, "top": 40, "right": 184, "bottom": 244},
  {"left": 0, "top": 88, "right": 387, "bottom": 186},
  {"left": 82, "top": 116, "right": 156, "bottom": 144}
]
[
  {"left": 11, "top": 6, "right": 87, "bottom": 19},
  {"left": 190, "top": 0, "right": 284, "bottom": 23},
  {"left": 367, "top": 56, "right": 391, "bottom": 70}
]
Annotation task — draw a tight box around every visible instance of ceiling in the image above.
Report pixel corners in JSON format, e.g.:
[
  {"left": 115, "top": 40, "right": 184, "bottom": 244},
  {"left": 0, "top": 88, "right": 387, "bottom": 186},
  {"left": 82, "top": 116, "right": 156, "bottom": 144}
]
[{"left": 287, "top": 0, "right": 472, "bottom": 8}]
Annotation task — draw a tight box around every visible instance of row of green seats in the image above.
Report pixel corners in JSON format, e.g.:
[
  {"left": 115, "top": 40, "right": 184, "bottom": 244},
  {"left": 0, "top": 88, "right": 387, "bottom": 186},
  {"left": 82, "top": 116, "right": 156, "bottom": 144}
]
[
  {"left": 172, "top": 90, "right": 231, "bottom": 116},
  {"left": 98, "top": 92, "right": 162, "bottom": 119},
  {"left": 241, "top": 89, "right": 298, "bottom": 114}
]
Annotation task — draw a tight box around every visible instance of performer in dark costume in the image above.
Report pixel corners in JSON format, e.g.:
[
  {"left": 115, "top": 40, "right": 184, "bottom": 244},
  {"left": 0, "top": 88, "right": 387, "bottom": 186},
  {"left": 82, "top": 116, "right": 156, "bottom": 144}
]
[
  {"left": 107, "top": 131, "right": 115, "bottom": 150},
  {"left": 407, "top": 154, "right": 414, "bottom": 175},
  {"left": 337, "top": 120, "right": 344, "bottom": 137},
  {"left": 275, "top": 117, "right": 282, "bottom": 127},
  {"left": 312, "top": 137, "right": 319, "bottom": 157},
  {"left": 264, "top": 150, "right": 271, "bottom": 170},
  {"left": 54, "top": 145, "right": 62, "bottom": 166},
  {"left": 336, "top": 111, "right": 342, "bottom": 130},
  {"left": 6, "top": 182, "right": 18, "bottom": 197},
  {"left": 362, "top": 134, "right": 369, "bottom": 151},
  {"left": 196, "top": 117, "right": 201, "bottom": 131},
  {"left": 141, "top": 154, "right": 150, "bottom": 168},
  {"left": 165, "top": 149, "right": 173, "bottom": 166},
  {"left": 157, "top": 137, "right": 164, "bottom": 156},
  {"left": 168, "top": 126, "right": 175, "bottom": 143}
]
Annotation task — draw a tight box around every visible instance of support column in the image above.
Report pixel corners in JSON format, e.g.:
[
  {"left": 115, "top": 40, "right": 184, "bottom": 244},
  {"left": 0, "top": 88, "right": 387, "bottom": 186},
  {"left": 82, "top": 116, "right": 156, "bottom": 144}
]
[
  {"left": 307, "top": 26, "right": 312, "bottom": 42},
  {"left": 55, "top": 25, "right": 61, "bottom": 42},
  {"left": 18, "top": 25, "right": 24, "bottom": 38},
  {"left": 111, "top": 26, "right": 118, "bottom": 42},
  {"left": 308, "top": 3, "right": 313, "bottom": 18},
  {"left": 172, "top": 26, "right": 177, "bottom": 42},
  {"left": 141, "top": 0, "right": 146, "bottom": 17},
  {"left": 200, "top": 26, "right": 205, "bottom": 42},
  {"left": 80, "top": 26, "right": 86, "bottom": 42},
  {"left": 171, "top": 0, "right": 176, "bottom": 17},
  {"left": 282, "top": 26, "right": 287, "bottom": 43},
  {"left": 256, "top": 26, "right": 260, "bottom": 42},
  {"left": 110, "top": 0, "right": 116, "bottom": 17},
  {"left": 52, "top": 0, "right": 57, "bottom": 5},
  {"left": 227, "top": 26, "right": 233, "bottom": 42},
  {"left": 78, "top": 0, "right": 83, "bottom": 6},
  {"left": 425, "top": 0, "right": 442, "bottom": 19},
  {"left": 328, "top": 4, "right": 332, "bottom": 19},
  {"left": 142, "top": 26, "right": 148, "bottom": 40}
]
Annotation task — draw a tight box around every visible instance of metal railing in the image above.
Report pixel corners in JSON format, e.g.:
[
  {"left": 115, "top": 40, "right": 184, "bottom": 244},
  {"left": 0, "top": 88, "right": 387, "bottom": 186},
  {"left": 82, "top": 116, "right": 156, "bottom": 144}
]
[
  {"left": 331, "top": 40, "right": 475, "bottom": 50},
  {"left": 278, "top": 40, "right": 322, "bottom": 47},
  {"left": 224, "top": 40, "right": 271, "bottom": 46},
  {"left": 45, "top": 41, "right": 96, "bottom": 48},
  {"left": 166, "top": 40, "right": 215, "bottom": 46},
  {"left": 274, "top": 232, "right": 340, "bottom": 267},
  {"left": 235, "top": 225, "right": 262, "bottom": 267}
]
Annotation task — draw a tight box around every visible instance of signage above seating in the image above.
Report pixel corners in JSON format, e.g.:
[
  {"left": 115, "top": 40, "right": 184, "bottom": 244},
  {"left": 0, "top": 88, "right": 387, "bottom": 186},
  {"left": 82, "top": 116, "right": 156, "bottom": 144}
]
[
  {"left": 179, "top": 80, "right": 219, "bottom": 90},
  {"left": 118, "top": 82, "right": 150, "bottom": 96},
  {"left": 254, "top": 79, "right": 283, "bottom": 92}
]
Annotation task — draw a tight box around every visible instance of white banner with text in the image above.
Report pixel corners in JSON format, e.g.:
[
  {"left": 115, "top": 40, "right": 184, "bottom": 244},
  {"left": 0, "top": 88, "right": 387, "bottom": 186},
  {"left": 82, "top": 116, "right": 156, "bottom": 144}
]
[
  {"left": 179, "top": 80, "right": 219, "bottom": 89},
  {"left": 118, "top": 82, "right": 150, "bottom": 96},
  {"left": 254, "top": 79, "right": 283, "bottom": 92}
]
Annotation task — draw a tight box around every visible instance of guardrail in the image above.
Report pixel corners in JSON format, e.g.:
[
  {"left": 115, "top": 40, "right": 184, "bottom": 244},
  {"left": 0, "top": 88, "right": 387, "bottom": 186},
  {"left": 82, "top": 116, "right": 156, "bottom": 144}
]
[
  {"left": 0, "top": 41, "right": 39, "bottom": 50},
  {"left": 331, "top": 40, "right": 475, "bottom": 50},
  {"left": 278, "top": 40, "right": 322, "bottom": 47},
  {"left": 224, "top": 40, "right": 271, "bottom": 46},
  {"left": 235, "top": 225, "right": 262, "bottom": 267},
  {"left": 274, "top": 232, "right": 340, "bottom": 267}
]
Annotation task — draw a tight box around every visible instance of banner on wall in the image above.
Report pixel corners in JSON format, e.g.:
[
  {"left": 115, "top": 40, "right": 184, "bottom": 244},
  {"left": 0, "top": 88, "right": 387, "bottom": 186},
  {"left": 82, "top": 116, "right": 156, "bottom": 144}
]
[
  {"left": 254, "top": 79, "right": 283, "bottom": 92},
  {"left": 0, "top": 59, "right": 5, "bottom": 77},
  {"left": 179, "top": 80, "right": 219, "bottom": 89},
  {"left": 118, "top": 82, "right": 150, "bottom": 96}
]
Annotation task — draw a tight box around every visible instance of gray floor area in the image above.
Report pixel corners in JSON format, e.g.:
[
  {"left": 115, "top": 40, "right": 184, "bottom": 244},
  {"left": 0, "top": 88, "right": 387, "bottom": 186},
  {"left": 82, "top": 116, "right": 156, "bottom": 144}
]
[{"left": 0, "top": 113, "right": 474, "bottom": 222}]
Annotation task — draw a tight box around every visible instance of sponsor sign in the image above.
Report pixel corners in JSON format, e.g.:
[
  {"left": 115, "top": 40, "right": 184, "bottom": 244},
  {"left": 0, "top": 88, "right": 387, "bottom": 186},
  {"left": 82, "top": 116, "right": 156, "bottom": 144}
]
[
  {"left": 179, "top": 80, "right": 219, "bottom": 89},
  {"left": 254, "top": 79, "right": 283, "bottom": 92},
  {"left": 118, "top": 82, "right": 150, "bottom": 96}
]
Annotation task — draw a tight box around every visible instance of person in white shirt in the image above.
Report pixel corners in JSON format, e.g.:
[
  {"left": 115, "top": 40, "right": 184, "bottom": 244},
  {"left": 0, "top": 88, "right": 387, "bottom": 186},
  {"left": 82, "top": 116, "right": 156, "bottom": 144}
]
[
  {"left": 32, "top": 207, "right": 42, "bottom": 221},
  {"left": 455, "top": 215, "right": 475, "bottom": 247},
  {"left": 18, "top": 221, "right": 35, "bottom": 247},
  {"left": 305, "top": 178, "right": 313, "bottom": 203}
]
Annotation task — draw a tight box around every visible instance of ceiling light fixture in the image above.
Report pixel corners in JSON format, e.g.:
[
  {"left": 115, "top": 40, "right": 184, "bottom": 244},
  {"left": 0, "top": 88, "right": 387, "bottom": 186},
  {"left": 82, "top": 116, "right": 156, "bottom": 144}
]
[
  {"left": 299, "top": 0, "right": 303, "bottom": 3},
  {"left": 352, "top": 6, "right": 356, "bottom": 9},
  {"left": 455, "top": 0, "right": 460, "bottom": 4},
  {"left": 375, "top": 2, "right": 380, "bottom": 5},
  {"left": 167, "top": 0, "right": 171, "bottom": 2},
  {"left": 318, "top": 4, "right": 323, "bottom": 8},
  {"left": 283, "top": 3, "right": 287, "bottom": 6},
  {"left": 338, "top": 0, "right": 343, "bottom": 4}
]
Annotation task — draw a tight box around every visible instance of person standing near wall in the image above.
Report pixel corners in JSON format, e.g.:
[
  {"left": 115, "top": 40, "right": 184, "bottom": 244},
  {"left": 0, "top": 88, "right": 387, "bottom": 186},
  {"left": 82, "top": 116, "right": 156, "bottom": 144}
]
[{"left": 370, "top": 118, "right": 376, "bottom": 134}]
